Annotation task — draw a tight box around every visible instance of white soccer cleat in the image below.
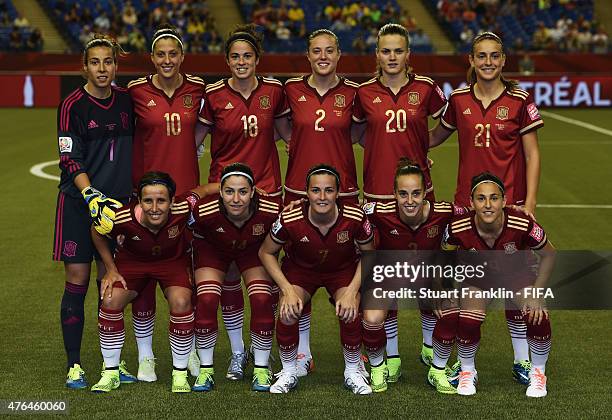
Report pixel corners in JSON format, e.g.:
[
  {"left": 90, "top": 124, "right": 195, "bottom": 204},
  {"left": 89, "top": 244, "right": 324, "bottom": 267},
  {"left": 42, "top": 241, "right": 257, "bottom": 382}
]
[
  {"left": 358, "top": 355, "right": 370, "bottom": 380},
  {"left": 270, "top": 369, "right": 298, "bottom": 394},
  {"left": 137, "top": 357, "right": 157, "bottom": 382},
  {"left": 296, "top": 353, "right": 314, "bottom": 377},
  {"left": 344, "top": 370, "right": 372, "bottom": 395},
  {"left": 526, "top": 368, "right": 547, "bottom": 398},
  {"left": 188, "top": 349, "right": 200, "bottom": 378},
  {"left": 457, "top": 370, "right": 478, "bottom": 396}
]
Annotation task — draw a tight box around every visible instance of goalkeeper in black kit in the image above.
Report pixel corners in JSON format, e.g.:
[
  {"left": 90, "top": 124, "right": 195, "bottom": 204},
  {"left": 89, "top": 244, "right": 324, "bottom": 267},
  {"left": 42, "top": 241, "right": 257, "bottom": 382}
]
[{"left": 52, "top": 35, "right": 134, "bottom": 389}]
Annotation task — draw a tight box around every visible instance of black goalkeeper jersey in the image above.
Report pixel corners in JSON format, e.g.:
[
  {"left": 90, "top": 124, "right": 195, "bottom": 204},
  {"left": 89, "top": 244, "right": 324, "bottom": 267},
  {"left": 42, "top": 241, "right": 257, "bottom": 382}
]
[{"left": 57, "top": 85, "right": 133, "bottom": 199}]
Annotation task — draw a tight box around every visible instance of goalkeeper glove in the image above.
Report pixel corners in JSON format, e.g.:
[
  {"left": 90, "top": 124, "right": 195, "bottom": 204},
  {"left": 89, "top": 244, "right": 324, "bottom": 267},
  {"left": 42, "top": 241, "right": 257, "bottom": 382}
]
[{"left": 81, "top": 186, "right": 122, "bottom": 225}]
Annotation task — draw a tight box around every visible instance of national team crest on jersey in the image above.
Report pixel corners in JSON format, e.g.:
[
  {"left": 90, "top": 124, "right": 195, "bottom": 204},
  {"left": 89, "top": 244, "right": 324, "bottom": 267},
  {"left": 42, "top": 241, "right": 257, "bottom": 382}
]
[
  {"left": 120, "top": 112, "right": 129, "bottom": 129},
  {"left": 334, "top": 94, "right": 346, "bottom": 108},
  {"left": 504, "top": 242, "right": 517, "bottom": 254},
  {"left": 183, "top": 94, "right": 193, "bottom": 108},
  {"left": 496, "top": 106, "right": 509, "bottom": 120},
  {"left": 337, "top": 230, "right": 349, "bottom": 244},
  {"left": 58, "top": 136, "right": 73, "bottom": 153},
  {"left": 259, "top": 95, "right": 271, "bottom": 110},
  {"left": 168, "top": 225, "right": 180, "bottom": 239},
  {"left": 408, "top": 92, "right": 420, "bottom": 105},
  {"left": 427, "top": 225, "right": 439, "bottom": 238},
  {"left": 63, "top": 240, "right": 77, "bottom": 257},
  {"left": 253, "top": 223, "right": 265, "bottom": 236}
]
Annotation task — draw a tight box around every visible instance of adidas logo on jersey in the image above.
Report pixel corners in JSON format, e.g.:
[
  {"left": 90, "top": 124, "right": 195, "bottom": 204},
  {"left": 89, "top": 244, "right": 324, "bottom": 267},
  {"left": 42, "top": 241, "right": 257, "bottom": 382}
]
[
  {"left": 300, "top": 236, "right": 309, "bottom": 242},
  {"left": 216, "top": 227, "right": 225, "bottom": 233},
  {"left": 373, "top": 96, "right": 382, "bottom": 104},
  {"left": 225, "top": 102, "right": 234, "bottom": 110},
  {"left": 463, "top": 108, "right": 471, "bottom": 115},
  {"left": 131, "top": 236, "right": 141, "bottom": 241},
  {"left": 88, "top": 120, "right": 99, "bottom": 129},
  {"left": 390, "top": 229, "right": 399, "bottom": 235},
  {"left": 298, "top": 95, "right": 307, "bottom": 102},
  {"left": 147, "top": 99, "right": 157, "bottom": 107}
]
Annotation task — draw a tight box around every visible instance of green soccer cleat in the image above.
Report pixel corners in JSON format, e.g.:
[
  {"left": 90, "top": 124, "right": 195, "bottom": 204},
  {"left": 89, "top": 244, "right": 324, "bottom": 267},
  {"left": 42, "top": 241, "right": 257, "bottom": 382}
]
[
  {"left": 91, "top": 369, "right": 120, "bottom": 393},
  {"left": 102, "top": 360, "right": 137, "bottom": 384},
  {"left": 447, "top": 360, "right": 461, "bottom": 387},
  {"left": 192, "top": 367, "right": 214, "bottom": 392},
  {"left": 137, "top": 357, "right": 157, "bottom": 382},
  {"left": 66, "top": 363, "right": 88, "bottom": 389},
  {"left": 252, "top": 367, "right": 272, "bottom": 392},
  {"left": 428, "top": 366, "right": 457, "bottom": 394},
  {"left": 370, "top": 363, "right": 388, "bottom": 393},
  {"left": 513, "top": 360, "right": 532, "bottom": 386},
  {"left": 386, "top": 356, "right": 402, "bottom": 383},
  {"left": 171, "top": 369, "right": 191, "bottom": 393},
  {"left": 420, "top": 345, "right": 434, "bottom": 367}
]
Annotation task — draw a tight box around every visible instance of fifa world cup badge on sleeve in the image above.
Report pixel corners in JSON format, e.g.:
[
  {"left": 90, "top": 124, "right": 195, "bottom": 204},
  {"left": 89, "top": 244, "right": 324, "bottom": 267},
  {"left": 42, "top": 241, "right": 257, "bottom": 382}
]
[
  {"left": 272, "top": 218, "right": 283, "bottom": 235},
  {"left": 59, "top": 137, "right": 73, "bottom": 153}
]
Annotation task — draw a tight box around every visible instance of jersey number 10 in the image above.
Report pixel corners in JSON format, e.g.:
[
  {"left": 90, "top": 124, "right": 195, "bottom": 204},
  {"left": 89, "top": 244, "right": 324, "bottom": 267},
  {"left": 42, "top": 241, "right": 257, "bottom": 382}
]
[{"left": 164, "top": 112, "right": 182, "bottom": 136}]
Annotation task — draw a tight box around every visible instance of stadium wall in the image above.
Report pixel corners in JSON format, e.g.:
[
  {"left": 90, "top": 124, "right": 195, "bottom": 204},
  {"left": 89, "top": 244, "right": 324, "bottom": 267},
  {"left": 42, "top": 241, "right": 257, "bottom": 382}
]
[{"left": 1, "top": 53, "right": 610, "bottom": 108}]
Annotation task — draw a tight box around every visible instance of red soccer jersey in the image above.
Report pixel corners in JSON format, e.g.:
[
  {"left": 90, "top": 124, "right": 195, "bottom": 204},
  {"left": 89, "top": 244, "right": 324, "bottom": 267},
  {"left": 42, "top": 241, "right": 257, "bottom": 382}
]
[
  {"left": 353, "top": 75, "right": 447, "bottom": 199},
  {"left": 284, "top": 76, "right": 359, "bottom": 197},
  {"left": 191, "top": 194, "right": 280, "bottom": 251},
  {"left": 270, "top": 203, "right": 373, "bottom": 273},
  {"left": 198, "top": 77, "right": 289, "bottom": 195},
  {"left": 364, "top": 200, "right": 466, "bottom": 250},
  {"left": 440, "top": 86, "right": 544, "bottom": 207},
  {"left": 111, "top": 193, "right": 193, "bottom": 264},
  {"left": 128, "top": 74, "right": 205, "bottom": 194}
]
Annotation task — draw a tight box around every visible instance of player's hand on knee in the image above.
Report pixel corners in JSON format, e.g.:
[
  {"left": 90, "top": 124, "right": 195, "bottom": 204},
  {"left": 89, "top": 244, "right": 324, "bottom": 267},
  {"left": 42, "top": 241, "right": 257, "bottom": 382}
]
[
  {"left": 280, "top": 288, "right": 303, "bottom": 321},
  {"left": 100, "top": 271, "right": 127, "bottom": 300},
  {"left": 335, "top": 289, "right": 359, "bottom": 323}
]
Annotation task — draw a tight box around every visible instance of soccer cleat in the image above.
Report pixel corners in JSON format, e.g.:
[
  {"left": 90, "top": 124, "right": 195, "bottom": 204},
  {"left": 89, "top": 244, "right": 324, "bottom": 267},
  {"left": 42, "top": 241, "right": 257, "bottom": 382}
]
[
  {"left": 526, "top": 368, "right": 547, "bottom": 398},
  {"left": 358, "top": 354, "right": 370, "bottom": 379},
  {"left": 226, "top": 351, "right": 248, "bottom": 380},
  {"left": 188, "top": 349, "right": 200, "bottom": 378},
  {"left": 420, "top": 345, "right": 434, "bottom": 367},
  {"left": 192, "top": 367, "right": 214, "bottom": 392},
  {"left": 91, "top": 369, "right": 120, "bottom": 393},
  {"left": 66, "top": 363, "right": 88, "bottom": 389},
  {"left": 427, "top": 366, "right": 457, "bottom": 394},
  {"left": 137, "top": 357, "right": 157, "bottom": 382},
  {"left": 344, "top": 370, "right": 372, "bottom": 395},
  {"left": 457, "top": 370, "right": 478, "bottom": 396},
  {"left": 370, "top": 363, "right": 388, "bottom": 393},
  {"left": 102, "top": 360, "right": 137, "bottom": 384},
  {"left": 512, "top": 360, "right": 532, "bottom": 385},
  {"left": 296, "top": 353, "right": 315, "bottom": 377},
  {"left": 386, "top": 357, "right": 402, "bottom": 383},
  {"left": 252, "top": 367, "right": 272, "bottom": 392},
  {"left": 447, "top": 360, "right": 461, "bottom": 387},
  {"left": 270, "top": 369, "right": 298, "bottom": 394},
  {"left": 171, "top": 369, "right": 191, "bottom": 393}
]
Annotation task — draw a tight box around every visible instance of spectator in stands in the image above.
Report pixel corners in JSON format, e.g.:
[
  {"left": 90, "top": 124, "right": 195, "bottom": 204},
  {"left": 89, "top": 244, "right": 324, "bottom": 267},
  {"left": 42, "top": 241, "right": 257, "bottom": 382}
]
[
  {"left": 369, "top": 4, "right": 382, "bottom": 25},
  {"left": 117, "top": 28, "right": 129, "bottom": 50},
  {"left": 576, "top": 23, "right": 592, "bottom": 52},
  {"left": 365, "top": 28, "right": 377, "bottom": 50},
  {"left": 411, "top": 29, "right": 431, "bottom": 50},
  {"left": 190, "top": 33, "right": 205, "bottom": 53},
  {"left": 323, "top": 1, "right": 341, "bottom": 22},
  {"left": 25, "top": 27, "right": 43, "bottom": 51},
  {"left": 531, "top": 21, "right": 551, "bottom": 50},
  {"left": 288, "top": 1, "right": 304, "bottom": 23},
  {"left": 13, "top": 12, "right": 29, "bottom": 28},
  {"left": 400, "top": 10, "right": 417, "bottom": 31},
  {"left": 207, "top": 29, "right": 223, "bottom": 53},
  {"left": 187, "top": 15, "right": 205, "bottom": 35},
  {"left": 128, "top": 28, "right": 147, "bottom": 52},
  {"left": 94, "top": 11, "right": 111, "bottom": 32},
  {"left": 518, "top": 53, "right": 535, "bottom": 75},
  {"left": 460, "top": 24, "right": 474, "bottom": 46},
  {"left": 276, "top": 20, "right": 291, "bottom": 40},
  {"left": 592, "top": 24, "right": 609, "bottom": 54},
  {"left": 122, "top": 2, "right": 138, "bottom": 27},
  {"left": 8, "top": 25, "right": 21, "bottom": 51},
  {"left": 352, "top": 33, "right": 366, "bottom": 54},
  {"left": 512, "top": 37, "right": 525, "bottom": 53}
]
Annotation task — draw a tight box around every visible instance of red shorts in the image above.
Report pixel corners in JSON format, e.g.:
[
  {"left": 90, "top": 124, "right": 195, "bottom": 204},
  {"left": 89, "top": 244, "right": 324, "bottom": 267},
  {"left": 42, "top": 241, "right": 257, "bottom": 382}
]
[
  {"left": 283, "top": 189, "right": 359, "bottom": 207},
  {"left": 282, "top": 263, "right": 357, "bottom": 298},
  {"left": 193, "top": 237, "right": 262, "bottom": 273},
  {"left": 115, "top": 257, "right": 192, "bottom": 292}
]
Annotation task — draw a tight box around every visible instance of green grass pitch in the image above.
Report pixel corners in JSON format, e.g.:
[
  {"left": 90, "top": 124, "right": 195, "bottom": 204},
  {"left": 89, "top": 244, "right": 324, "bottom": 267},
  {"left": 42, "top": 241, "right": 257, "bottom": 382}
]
[{"left": 1, "top": 108, "right": 611, "bottom": 418}]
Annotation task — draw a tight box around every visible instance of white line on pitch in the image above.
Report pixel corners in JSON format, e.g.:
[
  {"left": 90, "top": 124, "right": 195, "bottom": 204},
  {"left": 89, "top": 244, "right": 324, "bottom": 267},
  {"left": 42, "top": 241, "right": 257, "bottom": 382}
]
[
  {"left": 538, "top": 204, "right": 612, "bottom": 209},
  {"left": 30, "top": 159, "right": 60, "bottom": 181},
  {"left": 539, "top": 110, "right": 612, "bottom": 137}
]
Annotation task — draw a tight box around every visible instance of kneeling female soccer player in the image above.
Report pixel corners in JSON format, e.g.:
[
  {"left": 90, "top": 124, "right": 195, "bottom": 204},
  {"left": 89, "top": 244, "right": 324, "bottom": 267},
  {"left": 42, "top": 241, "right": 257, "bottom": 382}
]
[{"left": 259, "top": 164, "right": 375, "bottom": 394}]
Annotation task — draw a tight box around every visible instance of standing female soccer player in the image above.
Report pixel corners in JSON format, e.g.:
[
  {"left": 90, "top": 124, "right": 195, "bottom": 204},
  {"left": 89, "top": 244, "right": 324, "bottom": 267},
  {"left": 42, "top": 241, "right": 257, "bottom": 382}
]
[
  {"left": 259, "top": 165, "right": 375, "bottom": 395},
  {"left": 128, "top": 24, "right": 206, "bottom": 381},
  {"left": 197, "top": 24, "right": 290, "bottom": 380},
  {"left": 442, "top": 173, "right": 555, "bottom": 397},
  {"left": 54, "top": 34, "right": 135, "bottom": 389},
  {"left": 283, "top": 28, "right": 360, "bottom": 376},
  {"left": 430, "top": 32, "right": 544, "bottom": 384},
  {"left": 361, "top": 158, "right": 465, "bottom": 393},
  {"left": 352, "top": 23, "right": 448, "bottom": 380},
  {"left": 90, "top": 172, "right": 211, "bottom": 393},
  {"left": 190, "top": 163, "right": 280, "bottom": 392}
]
